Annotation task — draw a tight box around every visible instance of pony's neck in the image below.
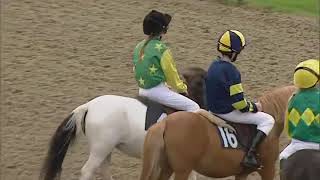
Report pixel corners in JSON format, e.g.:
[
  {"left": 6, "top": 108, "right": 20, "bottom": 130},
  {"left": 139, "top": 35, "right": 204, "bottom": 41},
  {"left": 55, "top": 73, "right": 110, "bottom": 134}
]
[
  {"left": 259, "top": 86, "right": 297, "bottom": 136},
  {"left": 188, "top": 93, "right": 206, "bottom": 109},
  {"left": 186, "top": 82, "right": 207, "bottom": 109}
]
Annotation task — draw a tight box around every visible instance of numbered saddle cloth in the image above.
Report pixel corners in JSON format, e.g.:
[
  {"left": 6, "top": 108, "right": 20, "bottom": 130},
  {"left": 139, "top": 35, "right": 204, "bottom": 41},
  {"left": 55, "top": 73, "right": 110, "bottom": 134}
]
[{"left": 216, "top": 122, "right": 257, "bottom": 150}]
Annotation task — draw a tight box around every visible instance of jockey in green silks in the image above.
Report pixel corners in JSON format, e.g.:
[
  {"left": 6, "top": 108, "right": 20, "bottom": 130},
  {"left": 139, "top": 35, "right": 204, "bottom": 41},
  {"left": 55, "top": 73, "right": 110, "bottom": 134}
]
[
  {"left": 280, "top": 59, "right": 320, "bottom": 160},
  {"left": 132, "top": 10, "right": 200, "bottom": 113}
]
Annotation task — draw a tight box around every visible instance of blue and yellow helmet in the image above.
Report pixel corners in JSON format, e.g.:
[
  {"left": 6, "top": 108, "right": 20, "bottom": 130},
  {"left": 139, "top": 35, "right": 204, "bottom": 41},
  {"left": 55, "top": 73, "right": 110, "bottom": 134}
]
[
  {"left": 218, "top": 30, "right": 246, "bottom": 53},
  {"left": 294, "top": 59, "right": 319, "bottom": 89}
]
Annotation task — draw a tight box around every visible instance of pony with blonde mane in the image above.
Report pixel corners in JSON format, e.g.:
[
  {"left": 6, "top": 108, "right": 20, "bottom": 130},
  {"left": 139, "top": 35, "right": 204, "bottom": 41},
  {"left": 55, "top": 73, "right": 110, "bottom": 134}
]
[{"left": 140, "top": 70, "right": 297, "bottom": 180}]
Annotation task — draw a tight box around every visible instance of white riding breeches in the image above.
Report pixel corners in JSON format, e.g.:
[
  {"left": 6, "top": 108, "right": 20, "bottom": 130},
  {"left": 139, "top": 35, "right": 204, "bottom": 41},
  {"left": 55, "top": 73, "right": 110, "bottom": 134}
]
[
  {"left": 279, "top": 139, "right": 320, "bottom": 160},
  {"left": 139, "top": 83, "right": 200, "bottom": 112},
  {"left": 216, "top": 110, "right": 275, "bottom": 135}
]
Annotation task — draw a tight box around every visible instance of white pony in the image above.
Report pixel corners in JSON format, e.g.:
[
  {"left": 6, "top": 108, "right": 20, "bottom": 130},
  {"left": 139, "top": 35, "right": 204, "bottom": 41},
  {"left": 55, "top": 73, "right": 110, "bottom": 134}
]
[{"left": 39, "top": 68, "right": 232, "bottom": 180}]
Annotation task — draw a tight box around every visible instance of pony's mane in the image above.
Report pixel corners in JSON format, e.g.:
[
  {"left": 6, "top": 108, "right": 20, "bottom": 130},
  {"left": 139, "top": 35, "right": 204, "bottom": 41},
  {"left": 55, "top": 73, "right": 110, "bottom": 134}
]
[
  {"left": 186, "top": 67, "right": 206, "bottom": 74},
  {"left": 259, "top": 85, "right": 297, "bottom": 136},
  {"left": 259, "top": 85, "right": 296, "bottom": 111},
  {"left": 182, "top": 67, "right": 207, "bottom": 78}
]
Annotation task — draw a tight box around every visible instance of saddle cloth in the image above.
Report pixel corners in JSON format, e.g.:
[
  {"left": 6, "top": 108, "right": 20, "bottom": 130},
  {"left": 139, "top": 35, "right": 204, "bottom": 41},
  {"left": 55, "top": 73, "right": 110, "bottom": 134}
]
[
  {"left": 136, "top": 96, "right": 177, "bottom": 130},
  {"left": 216, "top": 122, "right": 257, "bottom": 150}
]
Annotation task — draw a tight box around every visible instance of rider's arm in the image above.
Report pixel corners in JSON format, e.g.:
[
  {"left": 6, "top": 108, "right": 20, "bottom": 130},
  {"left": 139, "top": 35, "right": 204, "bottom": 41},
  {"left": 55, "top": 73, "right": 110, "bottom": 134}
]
[
  {"left": 225, "top": 66, "right": 258, "bottom": 113},
  {"left": 160, "top": 49, "right": 188, "bottom": 93}
]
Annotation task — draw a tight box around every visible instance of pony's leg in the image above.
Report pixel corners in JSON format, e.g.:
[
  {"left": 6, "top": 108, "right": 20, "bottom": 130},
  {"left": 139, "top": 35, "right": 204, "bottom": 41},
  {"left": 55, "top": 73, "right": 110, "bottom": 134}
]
[
  {"left": 80, "top": 139, "right": 117, "bottom": 180},
  {"left": 235, "top": 173, "right": 249, "bottom": 180},
  {"left": 159, "top": 167, "right": 173, "bottom": 180},
  {"left": 258, "top": 139, "right": 278, "bottom": 180},
  {"left": 188, "top": 171, "right": 197, "bottom": 180},
  {"left": 100, "top": 154, "right": 113, "bottom": 180},
  {"left": 174, "top": 171, "right": 192, "bottom": 180},
  {"left": 170, "top": 170, "right": 197, "bottom": 180},
  {"left": 258, "top": 164, "right": 275, "bottom": 180},
  {"left": 80, "top": 152, "right": 107, "bottom": 180}
]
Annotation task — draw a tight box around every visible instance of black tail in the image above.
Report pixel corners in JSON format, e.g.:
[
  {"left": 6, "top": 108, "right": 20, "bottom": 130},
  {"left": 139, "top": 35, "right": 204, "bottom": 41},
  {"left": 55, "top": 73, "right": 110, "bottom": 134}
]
[{"left": 39, "top": 113, "right": 77, "bottom": 180}]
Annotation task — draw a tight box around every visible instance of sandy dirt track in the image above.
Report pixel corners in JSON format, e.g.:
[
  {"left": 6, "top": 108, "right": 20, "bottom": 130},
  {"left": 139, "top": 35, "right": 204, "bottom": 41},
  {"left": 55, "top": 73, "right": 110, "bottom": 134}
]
[{"left": 1, "top": 0, "right": 319, "bottom": 179}]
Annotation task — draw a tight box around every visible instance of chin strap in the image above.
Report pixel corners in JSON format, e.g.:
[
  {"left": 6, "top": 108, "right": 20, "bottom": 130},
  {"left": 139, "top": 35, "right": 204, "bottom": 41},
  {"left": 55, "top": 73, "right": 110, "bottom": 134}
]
[{"left": 231, "top": 52, "right": 239, "bottom": 62}]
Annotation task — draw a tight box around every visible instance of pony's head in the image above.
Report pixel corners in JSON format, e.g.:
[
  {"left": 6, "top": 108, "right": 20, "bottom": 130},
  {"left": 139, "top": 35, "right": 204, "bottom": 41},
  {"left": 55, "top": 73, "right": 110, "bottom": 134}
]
[{"left": 182, "top": 67, "right": 207, "bottom": 109}]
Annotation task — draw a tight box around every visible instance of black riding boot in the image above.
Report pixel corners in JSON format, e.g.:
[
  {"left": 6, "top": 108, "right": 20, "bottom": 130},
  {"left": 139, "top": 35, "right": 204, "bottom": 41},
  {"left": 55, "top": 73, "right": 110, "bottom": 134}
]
[{"left": 242, "top": 130, "right": 266, "bottom": 169}]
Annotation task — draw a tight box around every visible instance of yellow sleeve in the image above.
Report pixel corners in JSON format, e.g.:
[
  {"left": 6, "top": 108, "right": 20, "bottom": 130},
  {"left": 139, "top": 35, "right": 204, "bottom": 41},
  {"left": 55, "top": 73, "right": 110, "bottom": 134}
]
[{"left": 160, "top": 49, "right": 187, "bottom": 93}]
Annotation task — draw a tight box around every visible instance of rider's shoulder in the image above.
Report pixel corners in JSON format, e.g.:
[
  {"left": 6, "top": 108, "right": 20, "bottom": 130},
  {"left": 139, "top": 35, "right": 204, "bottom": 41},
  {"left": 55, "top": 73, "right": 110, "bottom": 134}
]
[
  {"left": 153, "top": 39, "right": 168, "bottom": 46},
  {"left": 149, "top": 39, "right": 169, "bottom": 54},
  {"left": 215, "top": 59, "right": 237, "bottom": 71}
]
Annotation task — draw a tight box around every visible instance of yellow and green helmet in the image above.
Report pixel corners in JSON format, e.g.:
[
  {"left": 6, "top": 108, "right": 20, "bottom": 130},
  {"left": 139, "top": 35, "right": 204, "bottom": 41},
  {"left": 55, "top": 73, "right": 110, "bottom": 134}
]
[
  {"left": 217, "top": 30, "right": 246, "bottom": 53},
  {"left": 293, "top": 59, "right": 319, "bottom": 89}
]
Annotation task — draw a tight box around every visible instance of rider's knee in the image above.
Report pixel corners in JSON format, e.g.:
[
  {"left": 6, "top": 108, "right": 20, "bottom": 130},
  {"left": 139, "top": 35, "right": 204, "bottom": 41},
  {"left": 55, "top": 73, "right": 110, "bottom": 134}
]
[
  {"left": 264, "top": 113, "right": 275, "bottom": 127},
  {"left": 189, "top": 103, "right": 200, "bottom": 112}
]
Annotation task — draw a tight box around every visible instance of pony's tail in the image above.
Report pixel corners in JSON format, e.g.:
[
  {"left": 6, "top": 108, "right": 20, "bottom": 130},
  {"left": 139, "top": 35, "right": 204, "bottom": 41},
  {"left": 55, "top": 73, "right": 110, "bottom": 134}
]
[
  {"left": 39, "top": 104, "right": 88, "bottom": 180},
  {"left": 140, "top": 120, "right": 166, "bottom": 180}
]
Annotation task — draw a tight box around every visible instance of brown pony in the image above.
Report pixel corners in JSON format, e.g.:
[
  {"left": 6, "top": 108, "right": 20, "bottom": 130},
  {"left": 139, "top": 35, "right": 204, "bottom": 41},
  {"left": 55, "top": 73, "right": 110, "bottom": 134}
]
[
  {"left": 140, "top": 67, "right": 297, "bottom": 180},
  {"left": 280, "top": 149, "right": 320, "bottom": 180}
]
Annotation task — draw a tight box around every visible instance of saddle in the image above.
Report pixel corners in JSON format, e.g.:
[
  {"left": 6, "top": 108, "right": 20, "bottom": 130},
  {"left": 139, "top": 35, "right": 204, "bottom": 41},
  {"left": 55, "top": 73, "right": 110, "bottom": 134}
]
[{"left": 136, "top": 96, "right": 177, "bottom": 130}]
